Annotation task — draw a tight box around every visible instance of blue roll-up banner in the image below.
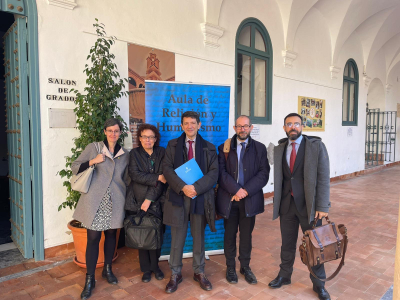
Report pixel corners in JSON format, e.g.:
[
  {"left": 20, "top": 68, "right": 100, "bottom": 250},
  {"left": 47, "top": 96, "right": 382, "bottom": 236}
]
[{"left": 145, "top": 80, "right": 230, "bottom": 258}]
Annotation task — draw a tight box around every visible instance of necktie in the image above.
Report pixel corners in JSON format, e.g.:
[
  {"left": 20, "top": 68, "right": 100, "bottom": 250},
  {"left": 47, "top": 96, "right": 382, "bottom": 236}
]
[
  {"left": 290, "top": 142, "right": 296, "bottom": 196},
  {"left": 188, "top": 140, "right": 194, "bottom": 160},
  {"left": 290, "top": 142, "right": 296, "bottom": 173},
  {"left": 238, "top": 142, "right": 246, "bottom": 186}
]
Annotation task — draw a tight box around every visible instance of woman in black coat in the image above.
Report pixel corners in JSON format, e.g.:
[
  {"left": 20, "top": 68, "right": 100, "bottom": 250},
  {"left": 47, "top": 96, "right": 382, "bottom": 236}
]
[{"left": 125, "top": 123, "right": 166, "bottom": 283}]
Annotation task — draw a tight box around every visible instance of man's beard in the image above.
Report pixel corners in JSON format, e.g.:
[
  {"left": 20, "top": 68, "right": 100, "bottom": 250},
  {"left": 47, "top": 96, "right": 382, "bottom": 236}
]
[
  {"left": 237, "top": 131, "right": 251, "bottom": 141},
  {"left": 286, "top": 129, "right": 302, "bottom": 141}
]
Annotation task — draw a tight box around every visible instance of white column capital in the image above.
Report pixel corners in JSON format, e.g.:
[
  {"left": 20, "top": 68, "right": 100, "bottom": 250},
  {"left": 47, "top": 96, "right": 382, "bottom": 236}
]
[
  {"left": 329, "top": 66, "right": 341, "bottom": 79},
  {"left": 363, "top": 73, "right": 371, "bottom": 87},
  {"left": 200, "top": 23, "right": 224, "bottom": 49},
  {"left": 281, "top": 50, "right": 297, "bottom": 68}
]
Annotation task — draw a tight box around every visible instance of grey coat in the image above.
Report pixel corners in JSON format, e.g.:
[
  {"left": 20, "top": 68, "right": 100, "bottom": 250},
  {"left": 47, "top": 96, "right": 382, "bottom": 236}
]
[
  {"left": 273, "top": 135, "right": 330, "bottom": 223},
  {"left": 72, "top": 141, "right": 129, "bottom": 229},
  {"left": 162, "top": 136, "right": 219, "bottom": 231}
]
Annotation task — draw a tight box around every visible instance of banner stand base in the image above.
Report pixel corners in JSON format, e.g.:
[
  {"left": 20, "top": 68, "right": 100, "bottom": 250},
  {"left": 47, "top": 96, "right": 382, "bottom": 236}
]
[{"left": 159, "top": 249, "right": 224, "bottom": 262}]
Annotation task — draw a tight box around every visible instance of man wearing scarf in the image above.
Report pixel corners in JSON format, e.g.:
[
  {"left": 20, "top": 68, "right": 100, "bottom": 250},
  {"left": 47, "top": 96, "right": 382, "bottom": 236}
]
[{"left": 162, "top": 111, "right": 219, "bottom": 294}]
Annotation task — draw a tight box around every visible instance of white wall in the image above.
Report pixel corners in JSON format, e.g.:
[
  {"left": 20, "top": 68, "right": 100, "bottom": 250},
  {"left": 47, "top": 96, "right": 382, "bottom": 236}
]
[{"left": 35, "top": 0, "right": 400, "bottom": 248}]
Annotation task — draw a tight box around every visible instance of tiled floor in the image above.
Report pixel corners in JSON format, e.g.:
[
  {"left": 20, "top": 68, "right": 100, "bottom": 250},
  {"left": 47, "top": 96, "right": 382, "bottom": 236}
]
[{"left": 0, "top": 166, "right": 398, "bottom": 300}]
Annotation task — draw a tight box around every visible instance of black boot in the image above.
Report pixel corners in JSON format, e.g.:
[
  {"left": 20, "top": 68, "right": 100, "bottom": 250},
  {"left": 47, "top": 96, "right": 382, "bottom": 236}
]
[
  {"left": 81, "top": 274, "right": 95, "bottom": 300},
  {"left": 102, "top": 263, "right": 118, "bottom": 284}
]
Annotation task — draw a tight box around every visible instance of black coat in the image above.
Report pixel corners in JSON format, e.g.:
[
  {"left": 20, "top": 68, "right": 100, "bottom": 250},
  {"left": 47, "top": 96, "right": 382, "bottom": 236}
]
[
  {"left": 125, "top": 146, "right": 166, "bottom": 215},
  {"left": 216, "top": 135, "right": 270, "bottom": 218},
  {"left": 162, "top": 135, "right": 219, "bottom": 231}
]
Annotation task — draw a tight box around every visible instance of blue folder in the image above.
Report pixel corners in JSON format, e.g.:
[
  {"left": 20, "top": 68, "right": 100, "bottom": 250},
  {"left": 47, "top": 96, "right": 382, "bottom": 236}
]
[{"left": 174, "top": 158, "right": 204, "bottom": 185}]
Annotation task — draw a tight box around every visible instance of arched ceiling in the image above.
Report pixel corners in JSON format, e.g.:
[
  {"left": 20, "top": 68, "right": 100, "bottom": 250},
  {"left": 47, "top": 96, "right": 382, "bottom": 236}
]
[
  {"left": 275, "top": 0, "right": 400, "bottom": 80},
  {"left": 204, "top": 0, "right": 400, "bottom": 81}
]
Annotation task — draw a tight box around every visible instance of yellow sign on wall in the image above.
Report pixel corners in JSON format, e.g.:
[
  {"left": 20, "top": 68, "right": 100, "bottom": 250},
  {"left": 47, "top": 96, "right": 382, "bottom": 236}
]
[{"left": 298, "top": 96, "right": 325, "bottom": 131}]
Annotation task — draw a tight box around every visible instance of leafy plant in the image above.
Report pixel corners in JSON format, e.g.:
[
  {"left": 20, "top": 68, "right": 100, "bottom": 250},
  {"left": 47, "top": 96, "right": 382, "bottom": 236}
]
[{"left": 58, "top": 19, "right": 128, "bottom": 211}]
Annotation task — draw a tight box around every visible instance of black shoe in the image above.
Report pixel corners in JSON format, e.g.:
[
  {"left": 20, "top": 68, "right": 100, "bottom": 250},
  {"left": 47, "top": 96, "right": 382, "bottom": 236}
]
[
  {"left": 142, "top": 271, "right": 152, "bottom": 283},
  {"left": 193, "top": 273, "right": 213, "bottom": 291},
  {"left": 313, "top": 286, "right": 331, "bottom": 300},
  {"left": 268, "top": 275, "right": 291, "bottom": 288},
  {"left": 81, "top": 274, "right": 95, "bottom": 300},
  {"left": 226, "top": 267, "right": 238, "bottom": 284},
  {"left": 154, "top": 269, "right": 164, "bottom": 280},
  {"left": 239, "top": 267, "right": 257, "bottom": 285},
  {"left": 102, "top": 264, "right": 118, "bottom": 284},
  {"left": 165, "top": 274, "right": 182, "bottom": 293}
]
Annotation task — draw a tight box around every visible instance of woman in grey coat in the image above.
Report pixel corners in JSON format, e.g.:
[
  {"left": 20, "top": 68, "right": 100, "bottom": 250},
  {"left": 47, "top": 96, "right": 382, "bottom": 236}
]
[
  {"left": 125, "top": 123, "right": 166, "bottom": 283},
  {"left": 71, "top": 118, "right": 129, "bottom": 300}
]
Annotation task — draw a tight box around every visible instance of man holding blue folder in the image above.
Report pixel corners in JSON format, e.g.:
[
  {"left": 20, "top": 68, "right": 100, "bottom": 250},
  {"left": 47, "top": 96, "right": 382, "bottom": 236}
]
[{"left": 163, "top": 111, "right": 219, "bottom": 293}]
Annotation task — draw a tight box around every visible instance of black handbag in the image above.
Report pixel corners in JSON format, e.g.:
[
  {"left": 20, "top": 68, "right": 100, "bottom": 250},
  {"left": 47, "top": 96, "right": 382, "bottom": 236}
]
[{"left": 124, "top": 208, "right": 163, "bottom": 250}]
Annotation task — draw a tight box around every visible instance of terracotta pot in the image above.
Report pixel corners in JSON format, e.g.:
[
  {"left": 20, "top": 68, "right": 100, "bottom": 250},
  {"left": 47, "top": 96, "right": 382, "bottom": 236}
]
[{"left": 67, "top": 220, "right": 120, "bottom": 268}]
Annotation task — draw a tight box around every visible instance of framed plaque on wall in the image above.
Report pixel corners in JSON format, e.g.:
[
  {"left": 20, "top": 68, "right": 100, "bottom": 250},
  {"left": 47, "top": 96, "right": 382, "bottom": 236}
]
[{"left": 298, "top": 96, "right": 325, "bottom": 131}]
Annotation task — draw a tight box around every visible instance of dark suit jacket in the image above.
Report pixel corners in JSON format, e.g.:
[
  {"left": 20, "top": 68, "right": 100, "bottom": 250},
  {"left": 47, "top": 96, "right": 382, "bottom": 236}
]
[
  {"left": 273, "top": 135, "right": 330, "bottom": 223},
  {"left": 162, "top": 134, "right": 219, "bottom": 231},
  {"left": 216, "top": 135, "right": 270, "bottom": 218},
  {"left": 280, "top": 137, "right": 307, "bottom": 216}
]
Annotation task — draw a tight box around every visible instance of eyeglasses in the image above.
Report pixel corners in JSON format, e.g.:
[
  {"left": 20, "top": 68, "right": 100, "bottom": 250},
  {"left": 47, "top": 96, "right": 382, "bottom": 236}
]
[
  {"left": 106, "top": 130, "right": 121, "bottom": 134},
  {"left": 285, "top": 122, "right": 301, "bottom": 128},
  {"left": 141, "top": 135, "right": 156, "bottom": 141},
  {"left": 235, "top": 125, "right": 251, "bottom": 130}
]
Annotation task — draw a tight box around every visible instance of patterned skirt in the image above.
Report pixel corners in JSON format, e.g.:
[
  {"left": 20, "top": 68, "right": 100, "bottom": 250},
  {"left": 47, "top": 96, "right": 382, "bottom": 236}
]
[{"left": 82, "top": 187, "right": 113, "bottom": 231}]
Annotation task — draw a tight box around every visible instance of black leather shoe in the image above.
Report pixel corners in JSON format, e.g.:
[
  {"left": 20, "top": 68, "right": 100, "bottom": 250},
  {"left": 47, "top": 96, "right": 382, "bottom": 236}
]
[
  {"left": 193, "top": 273, "right": 212, "bottom": 291},
  {"left": 240, "top": 267, "right": 257, "bottom": 284},
  {"left": 142, "top": 271, "right": 152, "bottom": 283},
  {"left": 313, "top": 286, "right": 331, "bottom": 300},
  {"left": 268, "top": 275, "right": 291, "bottom": 288},
  {"left": 154, "top": 268, "right": 164, "bottom": 280},
  {"left": 102, "top": 264, "right": 118, "bottom": 284},
  {"left": 81, "top": 274, "right": 95, "bottom": 300},
  {"left": 165, "top": 274, "right": 182, "bottom": 293},
  {"left": 226, "top": 267, "right": 238, "bottom": 284}
]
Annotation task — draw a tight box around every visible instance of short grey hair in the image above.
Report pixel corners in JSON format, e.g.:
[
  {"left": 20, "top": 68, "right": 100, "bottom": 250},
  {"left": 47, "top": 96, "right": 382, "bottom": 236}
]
[{"left": 103, "top": 118, "right": 123, "bottom": 131}]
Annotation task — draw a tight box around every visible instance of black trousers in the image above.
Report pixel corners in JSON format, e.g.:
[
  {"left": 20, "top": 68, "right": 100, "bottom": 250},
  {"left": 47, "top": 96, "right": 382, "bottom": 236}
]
[
  {"left": 224, "top": 200, "right": 255, "bottom": 268},
  {"left": 139, "top": 248, "right": 161, "bottom": 272},
  {"left": 279, "top": 198, "right": 326, "bottom": 287}
]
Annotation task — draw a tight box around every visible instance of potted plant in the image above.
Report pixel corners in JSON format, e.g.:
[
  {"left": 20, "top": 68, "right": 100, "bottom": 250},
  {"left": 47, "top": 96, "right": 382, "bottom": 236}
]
[{"left": 58, "top": 19, "right": 128, "bottom": 268}]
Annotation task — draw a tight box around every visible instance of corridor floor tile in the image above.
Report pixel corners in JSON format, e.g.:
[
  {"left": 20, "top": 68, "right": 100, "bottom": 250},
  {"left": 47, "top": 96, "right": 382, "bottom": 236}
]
[{"left": 1, "top": 165, "right": 399, "bottom": 299}]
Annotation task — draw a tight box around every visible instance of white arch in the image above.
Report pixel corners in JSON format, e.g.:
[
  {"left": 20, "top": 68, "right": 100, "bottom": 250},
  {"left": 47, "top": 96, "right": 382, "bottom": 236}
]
[
  {"left": 365, "top": 7, "right": 400, "bottom": 71},
  {"left": 367, "top": 78, "right": 386, "bottom": 111}
]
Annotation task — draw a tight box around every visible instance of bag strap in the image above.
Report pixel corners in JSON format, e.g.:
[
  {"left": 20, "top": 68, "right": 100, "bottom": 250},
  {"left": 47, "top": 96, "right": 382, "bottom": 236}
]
[
  {"left": 312, "top": 216, "right": 331, "bottom": 228},
  {"left": 94, "top": 142, "right": 101, "bottom": 154},
  {"left": 331, "top": 222, "right": 342, "bottom": 255},
  {"left": 128, "top": 211, "right": 146, "bottom": 226},
  {"left": 90, "top": 142, "right": 102, "bottom": 169},
  {"left": 146, "top": 208, "right": 162, "bottom": 220},
  {"left": 304, "top": 232, "right": 348, "bottom": 282},
  {"left": 223, "top": 138, "right": 231, "bottom": 160}
]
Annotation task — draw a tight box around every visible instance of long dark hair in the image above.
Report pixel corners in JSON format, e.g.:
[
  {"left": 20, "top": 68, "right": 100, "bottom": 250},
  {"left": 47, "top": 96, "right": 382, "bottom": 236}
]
[{"left": 137, "top": 123, "right": 161, "bottom": 147}]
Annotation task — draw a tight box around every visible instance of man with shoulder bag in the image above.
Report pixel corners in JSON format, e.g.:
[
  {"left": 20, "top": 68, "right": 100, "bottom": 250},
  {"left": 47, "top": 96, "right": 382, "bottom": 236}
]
[
  {"left": 216, "top": 115, "right": 270, "bottom": 285},
  {"left": 268, "top": 113, "right": 331, "bottom": 300}
]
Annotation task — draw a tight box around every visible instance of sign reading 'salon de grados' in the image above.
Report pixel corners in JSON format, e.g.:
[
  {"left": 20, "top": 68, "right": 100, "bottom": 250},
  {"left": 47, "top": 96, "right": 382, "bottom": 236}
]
[{"left": 46, "top": 78, "right": 77, "bottom": 101}]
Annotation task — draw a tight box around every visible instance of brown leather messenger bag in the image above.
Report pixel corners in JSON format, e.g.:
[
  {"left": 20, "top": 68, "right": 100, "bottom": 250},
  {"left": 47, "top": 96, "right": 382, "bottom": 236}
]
[{"left": 299, "top": 216, "right": 348, "bottom": 282}]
